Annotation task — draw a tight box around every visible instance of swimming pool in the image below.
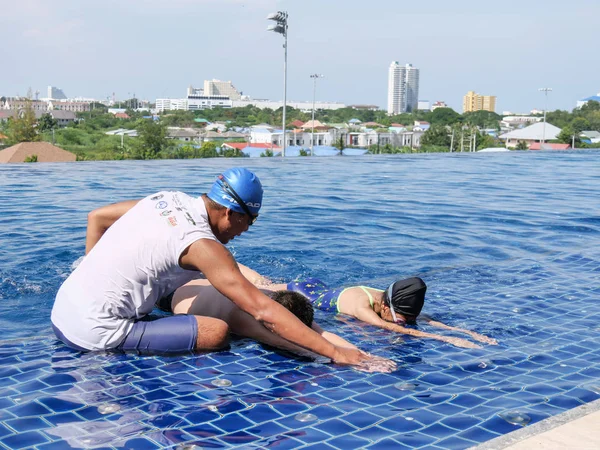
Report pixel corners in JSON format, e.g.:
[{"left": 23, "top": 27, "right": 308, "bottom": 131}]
[{"left": 1, "top": 151, "right": 599, "bottom": 449}]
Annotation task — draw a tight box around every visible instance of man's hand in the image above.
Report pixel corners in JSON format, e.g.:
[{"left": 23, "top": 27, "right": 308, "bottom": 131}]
[{"left": 331, "top": 346, "right": 397, "bottom": 373}]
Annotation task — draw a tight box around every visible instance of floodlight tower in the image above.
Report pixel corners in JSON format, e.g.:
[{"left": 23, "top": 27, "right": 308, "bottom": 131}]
[{"left": 266, "top": 11, "right": 288, "bottom": 157}]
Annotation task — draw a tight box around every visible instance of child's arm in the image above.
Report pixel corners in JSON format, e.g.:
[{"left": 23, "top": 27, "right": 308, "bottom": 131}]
[
  {"left": 353, "top": 307, "right": 482, "bottom": 349},
  {"left": 236, "top": 263, "right": 273, "bottom": 287},
  {"left": 311, "top": 323, "right": 358, "bottom": 349},
  {"left": 419, "top": 315, "right": 497, "bottom": 345}
]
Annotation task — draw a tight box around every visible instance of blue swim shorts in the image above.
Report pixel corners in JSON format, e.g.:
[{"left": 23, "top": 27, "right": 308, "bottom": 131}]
[
  {"left": 117, "top": 314, "right": 198, "bottom": 354},
  {"left": 52, "top": 314, "right": 198, "bottom": 354}
]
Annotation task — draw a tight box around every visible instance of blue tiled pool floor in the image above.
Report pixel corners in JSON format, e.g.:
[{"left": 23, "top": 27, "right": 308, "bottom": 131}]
[{"left": 2, "top": 262, "right": 599, "bottom": 450}]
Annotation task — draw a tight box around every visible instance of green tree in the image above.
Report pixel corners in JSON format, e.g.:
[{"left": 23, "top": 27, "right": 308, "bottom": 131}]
[
  {"left": 198, "top": 141, "right": 219, "bottom": 158},
  {"left": 132, "top": 120, "right": 170, "bottom": 159},
  {"left": 516, "top": 141, "right": 529, "bottom": 150},
  {"left": 7, "top": 101, "right": 40, "bottom": 144},
  {"left": 557, "top": 125, "right": 581, "bottom": 146},
  {"left": 427, "top": 108, "right": 462, "bottom": 126},
  {"left": 571, "top": 117, "right": 590, "bottom": 134},
  {"left": 260, "top": 149, "right": 274, "bottom": 157},
  {"left": 477, "top": 133, "right": 497, "bottom": 150},
  {"left": 24, "top": 154, "right": 38, "bottom": 162},
  {"left": 463, "top": 110, "right": 502, "bottom": 129},
  {"left": 420, "top": 125, "right": 451, "bottom": 148},
  {"left": 37, "top": 113, "right": 58, "bottom": 132}
]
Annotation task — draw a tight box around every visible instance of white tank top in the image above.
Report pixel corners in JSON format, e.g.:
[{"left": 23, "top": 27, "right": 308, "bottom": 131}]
[{"left": 51, "top": 191, "right": 217, "bottom": 350}]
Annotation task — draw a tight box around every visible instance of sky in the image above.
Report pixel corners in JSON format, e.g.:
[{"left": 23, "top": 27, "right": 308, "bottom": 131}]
[{"left": 1, "top": 0, "right": 599, "bottom": 114}]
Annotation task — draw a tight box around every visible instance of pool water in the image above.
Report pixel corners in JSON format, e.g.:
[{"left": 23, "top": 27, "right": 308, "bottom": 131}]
[{"left": 1, "top": 152, "right": 599, "bottom": 449}]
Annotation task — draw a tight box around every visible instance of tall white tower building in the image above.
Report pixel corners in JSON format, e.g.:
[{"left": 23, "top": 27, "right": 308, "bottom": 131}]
[
  {"left": 405, "top": 64, "right": 419, "bottom": 113},
  {"left": 387, "top": 62, "right": 420, "bottom": 115},
  {"left": 387, "top": 61, "right": 405, "bottom": 115}
]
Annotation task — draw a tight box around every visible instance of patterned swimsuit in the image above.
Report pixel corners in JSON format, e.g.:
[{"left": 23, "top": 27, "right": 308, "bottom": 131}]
[{"left": 286, "top": 278, "right": 380, "bottom": 312}]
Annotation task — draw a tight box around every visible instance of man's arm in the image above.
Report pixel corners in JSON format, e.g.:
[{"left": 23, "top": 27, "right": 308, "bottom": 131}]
[
  {"left": 420, "top": 316, "right": 498, "bottom": 345},
  {"left": 85, "top": 200, "right": 140, "bottom": 254},
  {"left": 228, "top": 308, "right": 316, "bottom": 357},
  {"left": 353, "top": 306, "right": 482, "bottom": 349},
  {"left": 180, "top": 239, "right": 396, "bottom": 371}
]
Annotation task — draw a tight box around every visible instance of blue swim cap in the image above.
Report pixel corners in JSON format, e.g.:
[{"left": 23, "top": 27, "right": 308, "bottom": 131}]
[{"left": 207, "top": 168, "right": 263, "bottom": 215}]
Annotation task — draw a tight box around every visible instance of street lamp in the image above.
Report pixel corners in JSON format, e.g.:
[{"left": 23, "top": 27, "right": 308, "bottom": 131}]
[
  {"left": 539, "top": 87, "right": 552, "bottom": 144},
  {"left": 309, "top": 74, "right": 324, "bottom": 156},
  {"left": 266, "top": 11, "right": 288, "bottom": 157}
]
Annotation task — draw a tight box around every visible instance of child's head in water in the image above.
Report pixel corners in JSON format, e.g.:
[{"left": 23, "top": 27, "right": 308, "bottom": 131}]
[{"left": 271, "top": 290, "right": 314, "bottom": 327}]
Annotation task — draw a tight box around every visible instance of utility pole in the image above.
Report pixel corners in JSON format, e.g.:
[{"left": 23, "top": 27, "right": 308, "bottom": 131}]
[
  {"left": 309, "top": 74, "right": 324, "bottom": 156},
  {"left": 450, "top": 129, "right": 455, "bottom": 152},
  {"left": 539, "top": 87, "right": 553, "bottom": 144}
]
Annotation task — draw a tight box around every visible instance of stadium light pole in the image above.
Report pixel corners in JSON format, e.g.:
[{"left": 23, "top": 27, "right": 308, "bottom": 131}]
[
  {"left": 267, "top": 11, "right": 288, "bottom": 157},
  {"left": 310, "top": 74, "right": 324, "bottom": 156},
  {"left": 539, "top": 87, "right": 552, "bottom": 144}
]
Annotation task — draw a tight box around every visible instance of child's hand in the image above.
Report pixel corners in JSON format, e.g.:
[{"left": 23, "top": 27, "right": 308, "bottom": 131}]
[
  {"left": 468, "top": 332, "right": 498, "bottom": 345},
  {"left": 444, "top": 337, "right": 482, "bottom": 349}
]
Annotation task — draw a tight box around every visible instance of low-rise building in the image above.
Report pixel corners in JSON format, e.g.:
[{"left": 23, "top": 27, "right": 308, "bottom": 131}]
[
  {"left": 48, "top": 101, "right": 91, "bottom": 112},
  {"left": 2, "top": 99, "right": 49, "bottom": 111},
  {"left": 576, "top": 92, "right": 600, "bottom": 108},
  {"left": 499, "top": 122, "right": 562, "bottom": 148},
  {"left": 501, "top": 116, "right": 542, "bottom": 128},
  {"left": 431, "top": 101, "right": 448, "bottom": 110}
]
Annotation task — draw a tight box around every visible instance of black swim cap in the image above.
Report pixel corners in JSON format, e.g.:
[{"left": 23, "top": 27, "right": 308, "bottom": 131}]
[{"left": 384, "top": 277, "right": 426, "bottom": 318}]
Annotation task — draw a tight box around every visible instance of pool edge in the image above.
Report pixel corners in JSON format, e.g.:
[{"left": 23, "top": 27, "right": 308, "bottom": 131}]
[{"left": 472, "top": 398, "right": 600, "bottom": 449}]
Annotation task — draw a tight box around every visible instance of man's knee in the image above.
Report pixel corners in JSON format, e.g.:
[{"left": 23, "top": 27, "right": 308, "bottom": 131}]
[{"left": 193, "top": 316, "right": 230, "bottom": 350}]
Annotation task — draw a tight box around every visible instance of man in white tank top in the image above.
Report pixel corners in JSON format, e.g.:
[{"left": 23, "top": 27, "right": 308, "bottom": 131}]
[{"left": 50, "top": 168, "right": 396, "bottom": 373}]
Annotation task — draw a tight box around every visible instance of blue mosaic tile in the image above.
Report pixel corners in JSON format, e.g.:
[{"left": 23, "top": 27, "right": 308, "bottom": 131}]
[
  {"left": 435, "top": 435, "right": 479, "bottom": 449},
  {"left": 366, "top": 438, "right": 413, "bottom": 450},
  {"left": 211, "top": 412, "right": 254, "bottom": 433},
  {"left": 247, "top": 421, "right": 288, "bottom": 438},
  {"left": 5, "top": 416, "right": 50, "bottom": 433},
  {"left": 7, "top": 401, "right": 51, "bottom": 418},
  {"left": 0, "top": 423, "right": 11, "bottom": 439},
  {"left": 1, "top": 430, "right": 48, "bottom": 449},
  {"left": 328, "top": 433, "right": 372, "bottom": 449}
]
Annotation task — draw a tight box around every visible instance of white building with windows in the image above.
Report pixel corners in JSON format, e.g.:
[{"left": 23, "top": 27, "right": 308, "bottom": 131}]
[
  {"left": 204, "top": 80, "right": 242, "bottom": 100},
  {"left": 232, "top": 99, "right": 345, "bottom": 112},
  {"left": 387, "top": 62, "right": 420, "bottom": 115}
]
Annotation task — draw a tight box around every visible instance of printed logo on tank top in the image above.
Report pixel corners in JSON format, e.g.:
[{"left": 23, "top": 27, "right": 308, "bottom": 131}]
[
  {"left": 150, "top": 194, "right": 164, "bottom": 201},
  {"left": 160, "top": 210, "right": 172, "bottom": 216},
  {"left": 155, "top": 201, "right": 168, "bottom": 209},
  {"left": 167, "top": 216, "right": 178, "bottom": 227}
]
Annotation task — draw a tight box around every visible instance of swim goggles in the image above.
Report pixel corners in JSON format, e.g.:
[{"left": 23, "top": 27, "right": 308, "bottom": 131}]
[
  {"left": 385, "top": 285, "right": 405, "bottom": 325},
  {"left": 218, "top": 175, "right": 258, "bottom": 226}
]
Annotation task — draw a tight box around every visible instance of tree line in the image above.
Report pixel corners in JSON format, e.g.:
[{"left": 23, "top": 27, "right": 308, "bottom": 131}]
[{"left": 2, "top": 100, "right": 599, "bottom": 160}]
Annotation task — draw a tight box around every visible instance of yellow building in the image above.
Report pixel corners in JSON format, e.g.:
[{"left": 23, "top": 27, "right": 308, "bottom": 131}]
[{"left": 463, "top": 91, "right": 497, "bottom": 113}]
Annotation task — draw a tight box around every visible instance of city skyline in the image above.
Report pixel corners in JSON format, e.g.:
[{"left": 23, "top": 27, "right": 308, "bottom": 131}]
[{"left": 1, "top": 0, "right": 598, "bottom": 113}]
